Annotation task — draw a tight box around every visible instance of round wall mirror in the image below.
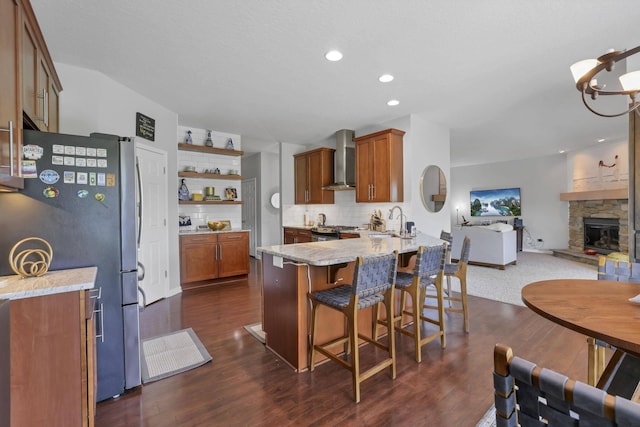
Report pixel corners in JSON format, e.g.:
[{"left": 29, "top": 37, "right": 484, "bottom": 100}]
[{"left": 420, "top": 165, "right": 446, "bottom": 212}]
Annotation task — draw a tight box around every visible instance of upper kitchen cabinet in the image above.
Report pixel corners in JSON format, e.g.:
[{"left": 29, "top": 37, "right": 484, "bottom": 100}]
[
  {"left": 0, "top": 0, "right": 62, "bottom": 191},
  {"left": 294, "top": 147, "right": 335, "bottom": 205},
  {"left": 0, "top": 0, "right": 23, "bottom": 190},
  {"left": 21, "top": 0, "right": 62, "bottom": 133},
  {"left": 355, "top": 128, "right": 405, "bottom": 203}
]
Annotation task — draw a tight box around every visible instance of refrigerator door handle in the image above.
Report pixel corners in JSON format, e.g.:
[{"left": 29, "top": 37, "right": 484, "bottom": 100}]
[
  {"left": 137, "top": 261, "right": 145, "bottom": 282},
  {"left": 137, "top": 261, "right": 146, "bottom": 309},
  {"left": 135, "top": 156, "right": 143, "bottom": 249},
  {"left": 137, "top": 285, "right": 147, "bottom": 309}
]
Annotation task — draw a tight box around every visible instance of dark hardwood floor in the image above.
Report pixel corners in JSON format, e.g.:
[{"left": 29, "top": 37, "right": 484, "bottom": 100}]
[{"left": 96, "top": 258, "right": 590, "bottom": 426}]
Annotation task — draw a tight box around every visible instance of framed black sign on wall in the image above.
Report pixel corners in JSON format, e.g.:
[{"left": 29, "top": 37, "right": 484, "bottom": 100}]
[{"left": 136, "top": 112, "right": 155, "bottom": 141}]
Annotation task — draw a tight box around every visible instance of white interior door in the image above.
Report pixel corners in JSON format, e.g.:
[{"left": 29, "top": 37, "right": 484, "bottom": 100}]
[
  {"left": 242, "top": 178, "right": 257, "bottom": 256},
  {"left": 136, "top": 143, "right": 169, "bottom": 305}
]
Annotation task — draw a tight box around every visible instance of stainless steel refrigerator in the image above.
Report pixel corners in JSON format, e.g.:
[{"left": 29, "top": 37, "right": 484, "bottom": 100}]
[{"left": 0, "top": 129, "right": 142, "bottom": 401}]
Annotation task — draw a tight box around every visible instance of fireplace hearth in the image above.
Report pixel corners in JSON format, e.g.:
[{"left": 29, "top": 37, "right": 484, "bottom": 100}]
[{"left": 583, "top": 217, "right": 620, "bottom": 254}]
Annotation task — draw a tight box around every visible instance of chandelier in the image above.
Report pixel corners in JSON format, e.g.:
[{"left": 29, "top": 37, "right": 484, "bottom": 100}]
[{"left": 570, "top": 46, "right": 640, "bottom": 117}]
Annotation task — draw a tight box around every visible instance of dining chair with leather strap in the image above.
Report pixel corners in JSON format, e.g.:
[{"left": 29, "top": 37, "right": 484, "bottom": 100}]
[
  {"left": 378, "top": 244, "right": 446, "bottom": 363},
  {"left": 308, "top": 251, "right": 398, "bottom": 403},
  {"left": 588, "top": 255, "right": 640, "bottom": 385}
]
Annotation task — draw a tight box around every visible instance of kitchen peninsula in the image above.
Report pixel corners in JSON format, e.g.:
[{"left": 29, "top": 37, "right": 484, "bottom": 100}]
[{"left": 257, "top": 233, "right": 444, "bottom": 371}]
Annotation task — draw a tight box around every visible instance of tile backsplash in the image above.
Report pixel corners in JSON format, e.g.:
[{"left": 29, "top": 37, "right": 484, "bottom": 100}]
[{"left": 282, "top": 191, "right": 411, "bottom": 232}]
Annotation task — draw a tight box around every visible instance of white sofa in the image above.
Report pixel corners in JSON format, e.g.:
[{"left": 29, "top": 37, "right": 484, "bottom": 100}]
[{"left": 451, "top": 224, "right": 517, "bottom": 270}]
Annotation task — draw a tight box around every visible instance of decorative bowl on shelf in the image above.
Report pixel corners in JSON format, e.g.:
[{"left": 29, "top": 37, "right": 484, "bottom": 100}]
[{"left": 208, "top": 221, "right": 226, "bottom": 231}]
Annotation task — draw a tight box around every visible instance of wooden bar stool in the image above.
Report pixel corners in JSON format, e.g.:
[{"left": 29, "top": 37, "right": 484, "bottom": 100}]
[
  {"left": 439, "top": 230, "right": 453, "bottom": 306},
  {"left": 308, "top": 251, "right": 398, "bottom": 403},
  {"left": 440, "top": 236, "right": 471, "bottom": 333},
  {"left": 381, "top": 244, "right": 446, "bottom": 363}
]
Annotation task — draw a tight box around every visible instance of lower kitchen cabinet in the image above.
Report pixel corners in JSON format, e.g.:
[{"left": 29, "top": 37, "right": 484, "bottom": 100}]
[
  {"left": 283, "top": 227, "right": 312, "bottom": 244},
  {"left": 180, "top": 232, "right": 250, "bottom": 286},
  {"left": 9, "top": 290, "right": 95, "bottom": 427}
]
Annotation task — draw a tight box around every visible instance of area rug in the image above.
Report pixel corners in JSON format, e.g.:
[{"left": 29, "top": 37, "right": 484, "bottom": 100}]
[
  {"left": 476, "top": 406, "right": 496, "bottom": 427},
  {"left": 141, "top": 328, "right": 212, "bottom": 384},
  {"left": 243, "top": 322, "right": 266, "bottom": 344},
  {"left": 449, "top": 251, "right": 596, "bottom": 306}
]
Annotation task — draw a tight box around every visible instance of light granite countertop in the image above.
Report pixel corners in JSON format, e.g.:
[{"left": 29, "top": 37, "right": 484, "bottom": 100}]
[
  {"left": 0, "top": 266, "right": 97, "bottom": 300},
  {"left": 257, "top": 232, "right": 444, "bottom": 266}
]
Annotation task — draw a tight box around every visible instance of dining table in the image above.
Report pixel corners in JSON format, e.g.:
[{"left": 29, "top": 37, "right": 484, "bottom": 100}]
[{"left": 521, "top": 278, "right": 640, "bottom": 391}]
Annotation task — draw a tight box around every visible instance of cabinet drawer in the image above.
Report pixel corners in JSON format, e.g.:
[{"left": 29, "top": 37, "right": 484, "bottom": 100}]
[
  {"left": 180, "top": 234, "right": 218, "bottom": 244},
  {"left": 218, "top": 232, "right": 247, "bottom": 242}
]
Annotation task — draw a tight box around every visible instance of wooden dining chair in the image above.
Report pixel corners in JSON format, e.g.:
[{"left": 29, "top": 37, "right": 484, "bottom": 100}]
[
  {"left": 308, "top": 251, "right": 398, "bottom": 403},
  {"left": 379, "top": 244, "right": 446, "bottom": 363},
  {"left": 493, "top": 343, "right": 640, "bottom": 426}
]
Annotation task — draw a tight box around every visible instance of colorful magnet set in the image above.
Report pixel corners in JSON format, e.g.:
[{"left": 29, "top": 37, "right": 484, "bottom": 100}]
[{"left": 23, "top": 143, "right": 116, "bottom": 201}]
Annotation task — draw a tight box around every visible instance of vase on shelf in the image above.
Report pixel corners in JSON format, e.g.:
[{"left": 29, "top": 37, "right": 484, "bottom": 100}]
[
  {"left": 205, "top": 130, "right": 214, "bottom": 147},
  {"left": 178, "top": 179, "right": 190, "bottom": 201},
  {"left": 185, "top": 130, "right": 193, "bottom": 144}
]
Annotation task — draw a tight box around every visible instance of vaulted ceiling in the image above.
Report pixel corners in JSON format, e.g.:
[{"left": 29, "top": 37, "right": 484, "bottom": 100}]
[{"left": 30, "top": 0, "right": 640, "bottom": 166}]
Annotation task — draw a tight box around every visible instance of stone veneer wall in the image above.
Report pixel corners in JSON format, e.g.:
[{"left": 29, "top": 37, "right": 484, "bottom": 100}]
[{"left": 568, "top": 199, "right": 628, "bottom": 253}]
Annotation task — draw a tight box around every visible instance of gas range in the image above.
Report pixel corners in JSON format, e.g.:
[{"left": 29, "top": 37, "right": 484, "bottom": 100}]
[
  {"left": 312, "top": 225, "right": 358, "bottom": 233},
  {"left": 310, "top": 225, "right": 358, "bottom": 242}
]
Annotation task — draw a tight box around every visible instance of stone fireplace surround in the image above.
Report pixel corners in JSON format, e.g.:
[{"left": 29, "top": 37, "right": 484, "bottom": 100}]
[{"left": 568, "top": 199, "right": 628, "bottom": 254}]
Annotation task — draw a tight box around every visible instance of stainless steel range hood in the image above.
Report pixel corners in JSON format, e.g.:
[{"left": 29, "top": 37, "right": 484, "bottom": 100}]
[{"left": 323, "top": 129, "right": 356, "bottom": 191}]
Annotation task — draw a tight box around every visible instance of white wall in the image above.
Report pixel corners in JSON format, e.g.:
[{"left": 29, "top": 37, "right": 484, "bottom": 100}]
[
  {"left": 405, "top": 113, "right": 451, "bottom": 237},
  {"left": 451, "top": 154, "right": 569, "bottom": 250},
  {"left": 566, "top": 139, "right": 628, "bottom": 191},
  {"left": 260, "top": 151, "right": 281, "bottom": 246},
  {"left": 56, "top": 62, "right": 182, "bottom": 296}
]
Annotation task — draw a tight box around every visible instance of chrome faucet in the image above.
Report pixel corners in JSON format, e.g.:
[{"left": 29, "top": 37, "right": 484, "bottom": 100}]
[{"left": 388, "top": 206, "right": 405, "bottom": 237}]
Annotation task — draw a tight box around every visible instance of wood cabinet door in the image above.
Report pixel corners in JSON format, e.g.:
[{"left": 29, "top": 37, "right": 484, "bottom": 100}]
[
  {"left": 306, "top": 149, "right": 334, "bottom": 204},
  {"left": 21, "top": 14, "right": 38, "bottom": 129},
  {"left": 218, "top": 233, "right": 249, "bottom": 277},
  {"left": 11, "top": 292, "right": 84, "bottom": 426},
  {"left": 0, "top": 0, "right": 22, "bottom": 188},
  {"left": 294, "top": 154, "right": 308, "bottom": 204},
  {"left": 180, "top": 236, "right": 218, "bottom": 283},
  {"left": 284, "top": 228, "right": 296, "bottom": 244},
  {"left": 37, "top": 54, "right": 51, "bottom": 131},
  {"left": 296, "top": 230, "right": 312, "bottom": 243},
  {"left": 47, "top": 78, "right": 59, "bottom": 133},
  {"left": 355, "top": 140, "right": 374, "bottom": 202},
  {"left": 370, "top": 135, "right": 391, "bottom": 202}
]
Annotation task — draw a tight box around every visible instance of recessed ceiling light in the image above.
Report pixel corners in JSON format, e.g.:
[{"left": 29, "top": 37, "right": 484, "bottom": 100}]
[
  {"left": 387, "top": 99, "right": 400, "bottom": 106},
  {"left": 325, "top": 50, "right": 343, "bottom": 61},
  {"left": 559, "top": 149, "right": 566, "bottom": 154},
  {"left": 378, "top": 74, "right": 394, "bottom": 83},
  {"left": 597, "top": 138, "right": 606, "bottom": 142}
]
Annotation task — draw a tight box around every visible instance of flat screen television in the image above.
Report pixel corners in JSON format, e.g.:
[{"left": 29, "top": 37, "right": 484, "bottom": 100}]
[{"left": 470, "top": 187, "right": 521, "bottom": 217}]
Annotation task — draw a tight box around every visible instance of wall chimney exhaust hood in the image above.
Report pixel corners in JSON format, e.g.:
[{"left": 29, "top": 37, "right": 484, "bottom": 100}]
[{"left": 323, "top": 129, "right": 356, "bottom": 191}]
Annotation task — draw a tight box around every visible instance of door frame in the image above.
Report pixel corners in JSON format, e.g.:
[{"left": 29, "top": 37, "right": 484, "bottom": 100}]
[{"left": 242, "top": 178, "right": 258, "bottom": 257}]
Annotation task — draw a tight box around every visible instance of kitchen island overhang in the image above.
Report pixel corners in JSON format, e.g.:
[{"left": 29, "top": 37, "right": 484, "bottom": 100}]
[{"left": 257, "top": 234, "right": 445, "bottom": 372}]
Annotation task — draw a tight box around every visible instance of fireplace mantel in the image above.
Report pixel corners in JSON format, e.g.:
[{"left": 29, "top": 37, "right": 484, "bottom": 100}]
[{"left": 560, "top": 188, "right": 628, "bottom": 201}]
